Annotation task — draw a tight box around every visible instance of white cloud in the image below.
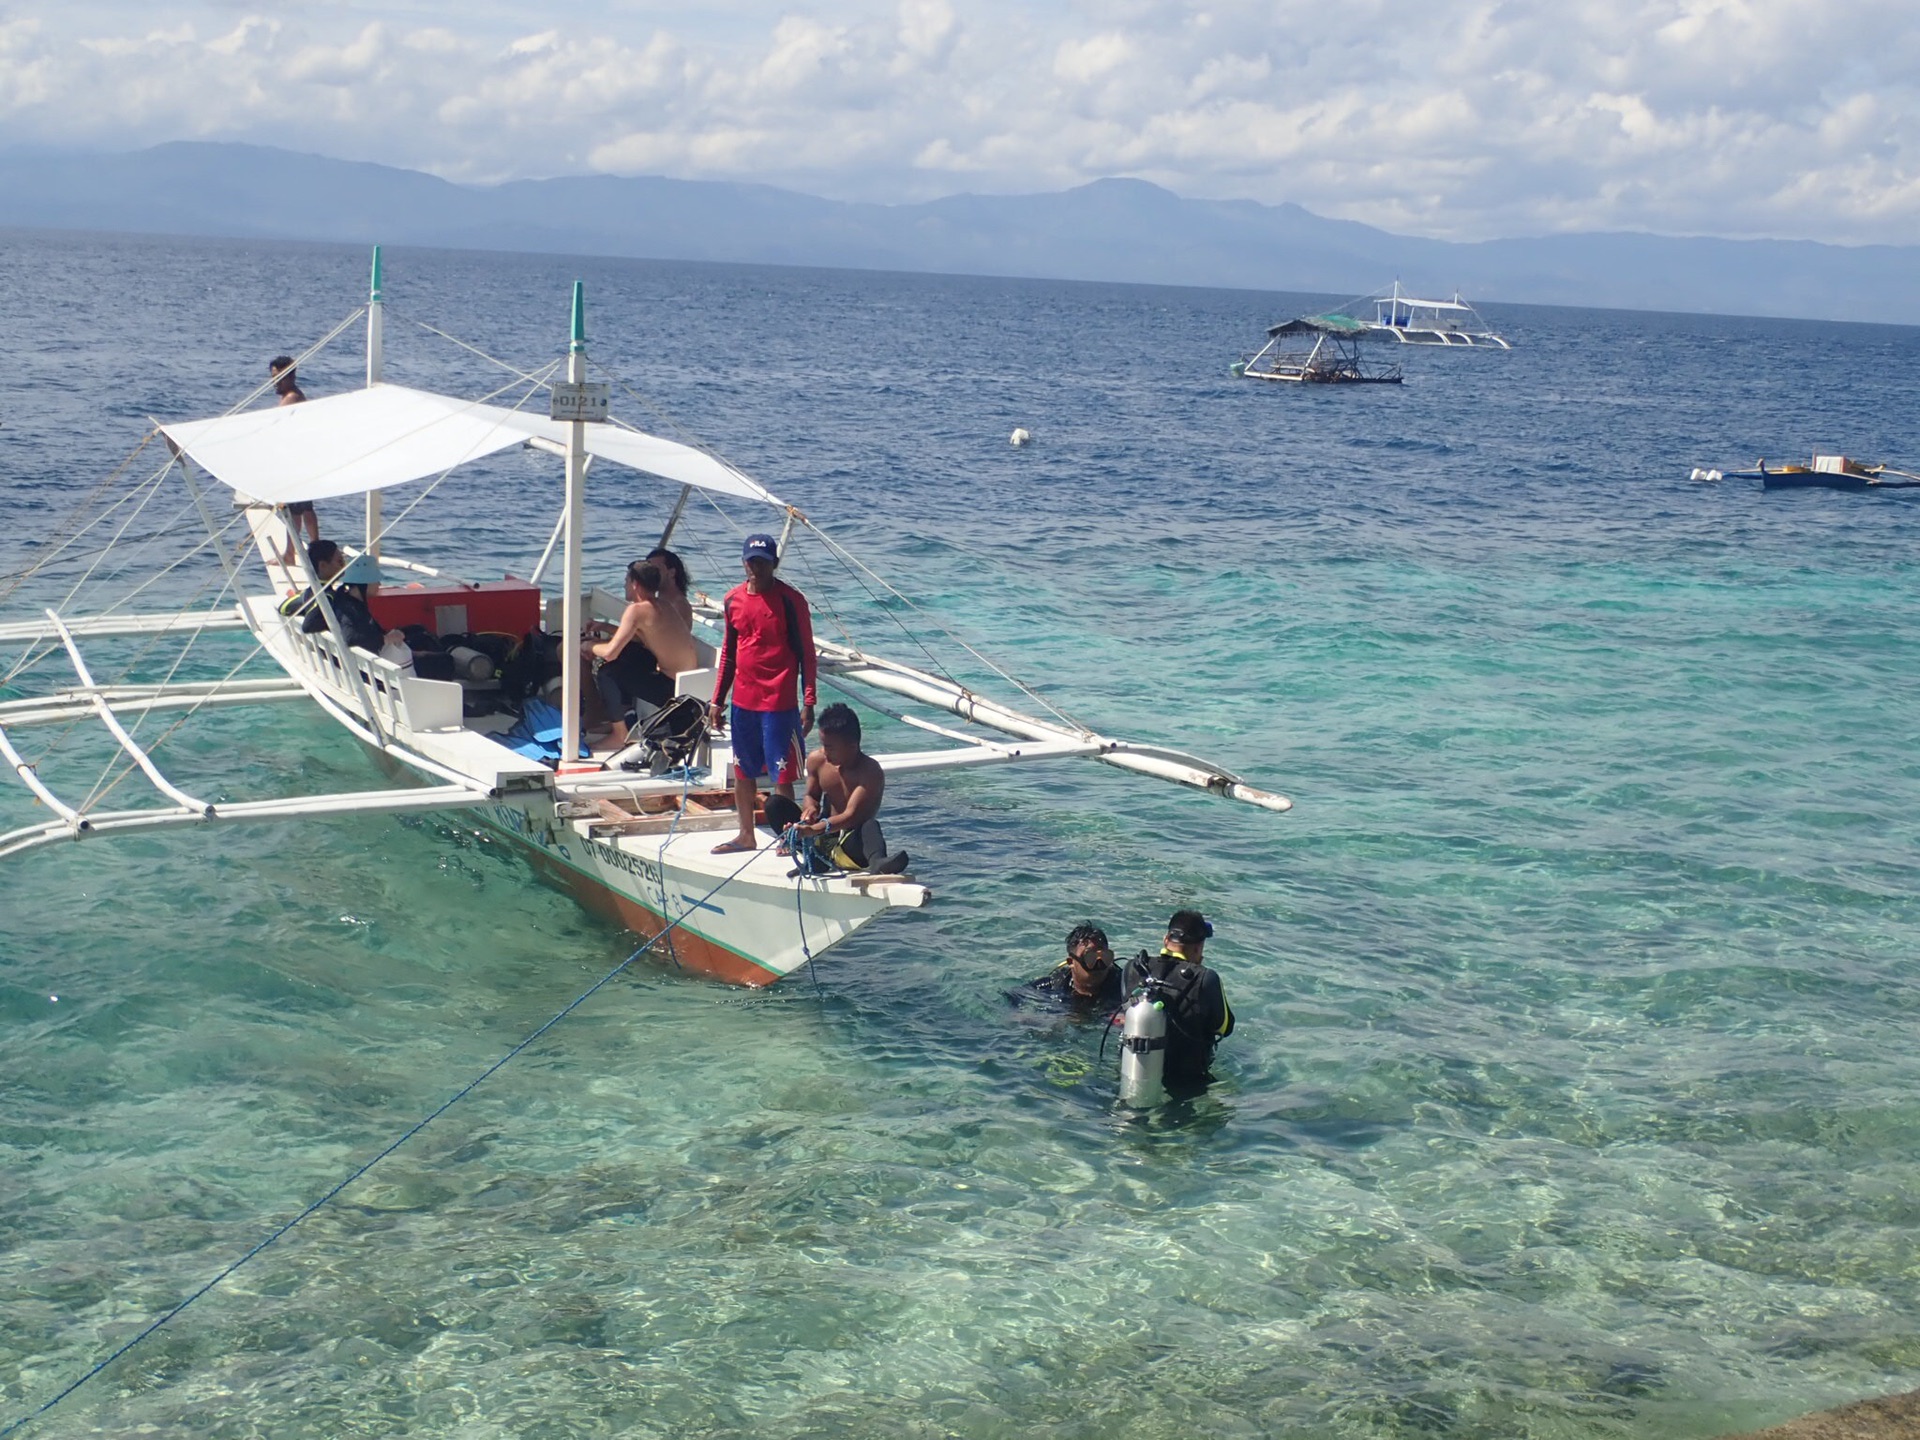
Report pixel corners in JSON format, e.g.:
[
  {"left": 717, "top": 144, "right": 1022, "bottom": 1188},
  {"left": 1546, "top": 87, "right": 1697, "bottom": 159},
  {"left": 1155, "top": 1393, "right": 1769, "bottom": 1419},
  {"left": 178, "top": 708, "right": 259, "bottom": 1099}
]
[
  {"left": 1052, "top": 31, "right": 1132, "bottom": 85},
  {"left": 286, "top": 23, "right": 387, "bottom": 86},
  {"left": 896, "top": 0, "right": 954, "bottom": 66},
  {"left": 205, "top": 18, "right": 275, "bottom": 60},
  {"left": 507, "top": 30, "right": 559, "bottom": 57},
  {"left": 0, "top": 0, "right": 1916, "bottom": 243}
]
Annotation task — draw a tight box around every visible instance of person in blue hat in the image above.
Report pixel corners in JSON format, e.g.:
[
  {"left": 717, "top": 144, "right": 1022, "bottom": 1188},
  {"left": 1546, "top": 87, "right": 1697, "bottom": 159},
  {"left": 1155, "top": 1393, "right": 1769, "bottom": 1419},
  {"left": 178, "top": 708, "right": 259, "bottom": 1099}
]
[
  {"left": 708, "top": 532, "right": 818, "bottom": 853},
  {"left": 280, "top": 540, "right": 399, "bottom": 655}
]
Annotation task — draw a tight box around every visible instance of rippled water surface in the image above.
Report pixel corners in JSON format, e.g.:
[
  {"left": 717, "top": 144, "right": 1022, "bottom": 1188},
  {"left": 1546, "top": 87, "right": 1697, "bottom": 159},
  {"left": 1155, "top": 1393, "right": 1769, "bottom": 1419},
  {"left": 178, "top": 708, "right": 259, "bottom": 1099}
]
[{"left": 3, "top": 231, "right": 1920, "bottom": 1438}]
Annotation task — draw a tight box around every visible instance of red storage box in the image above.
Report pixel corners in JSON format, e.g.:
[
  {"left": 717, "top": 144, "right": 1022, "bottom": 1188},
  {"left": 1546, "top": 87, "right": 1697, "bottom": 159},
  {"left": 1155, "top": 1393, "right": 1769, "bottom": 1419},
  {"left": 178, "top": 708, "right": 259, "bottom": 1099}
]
[{"left": 368, "top": 579, "right": 542, "bottom": 639}]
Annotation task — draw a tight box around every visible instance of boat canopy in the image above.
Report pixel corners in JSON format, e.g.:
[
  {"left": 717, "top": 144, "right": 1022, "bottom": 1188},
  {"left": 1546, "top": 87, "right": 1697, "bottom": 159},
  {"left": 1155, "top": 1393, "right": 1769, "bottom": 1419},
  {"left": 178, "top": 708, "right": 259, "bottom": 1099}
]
[
  {"left": 1266, "top": 314, "right": 1382, "bottom": 339},
  {"left": 159, "top": 382, "right": 783, "bottom": 507}
]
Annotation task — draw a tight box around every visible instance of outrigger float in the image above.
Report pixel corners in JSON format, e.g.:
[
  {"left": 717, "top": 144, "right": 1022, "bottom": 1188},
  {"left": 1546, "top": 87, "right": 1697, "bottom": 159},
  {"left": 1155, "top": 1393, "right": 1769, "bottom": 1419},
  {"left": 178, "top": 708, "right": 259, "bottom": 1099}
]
[{"left": 0, "top": 251, "right": 1290, "bottom": 987}]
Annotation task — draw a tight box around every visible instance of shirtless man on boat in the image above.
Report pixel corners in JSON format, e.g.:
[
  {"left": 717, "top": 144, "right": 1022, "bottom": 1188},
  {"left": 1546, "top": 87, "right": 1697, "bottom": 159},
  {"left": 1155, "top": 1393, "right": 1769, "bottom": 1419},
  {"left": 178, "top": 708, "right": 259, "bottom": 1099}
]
[
  {"left": 587, "top": 560, "right": 698, "bottom": 750},
  {"left": 796, "top": 702, "right": 889, "bottom": 870},
  {"left": 645, "top": 546, "right": 695, "bottom": 629},
  {"left": 270, "top": 355, "right": 319, "bottom": 565}
]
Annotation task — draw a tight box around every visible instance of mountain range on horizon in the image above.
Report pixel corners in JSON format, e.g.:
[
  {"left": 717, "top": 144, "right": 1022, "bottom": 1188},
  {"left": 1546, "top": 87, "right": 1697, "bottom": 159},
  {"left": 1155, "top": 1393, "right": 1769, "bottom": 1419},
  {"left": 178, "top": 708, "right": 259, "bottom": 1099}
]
[{"left": 2, "top": 142, "right": 1917, "bottom": 326}]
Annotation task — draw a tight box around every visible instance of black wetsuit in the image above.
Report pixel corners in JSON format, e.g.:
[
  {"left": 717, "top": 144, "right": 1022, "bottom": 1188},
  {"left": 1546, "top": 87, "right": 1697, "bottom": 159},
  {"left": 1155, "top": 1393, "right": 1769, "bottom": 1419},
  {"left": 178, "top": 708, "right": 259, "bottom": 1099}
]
[
  {"left": 1009, "top": 961, "right": 1124, "bottom": 1013},
  {"left": 297, "top": 585, "right": 386, "bottom": 653},
  {"left": 1122, "top": 948, "right": 1233, "bottom": 1081}
]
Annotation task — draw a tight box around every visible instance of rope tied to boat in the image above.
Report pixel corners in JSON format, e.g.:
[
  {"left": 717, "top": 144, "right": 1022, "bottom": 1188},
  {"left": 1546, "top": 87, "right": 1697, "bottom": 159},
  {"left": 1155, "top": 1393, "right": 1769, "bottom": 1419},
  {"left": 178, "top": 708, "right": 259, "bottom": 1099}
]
[
  {"left": 0, "top": 840, "right": 768, "bottom": 1440},
  {"left": 775, "top": 821, "right": 825, "bottom": 988}
]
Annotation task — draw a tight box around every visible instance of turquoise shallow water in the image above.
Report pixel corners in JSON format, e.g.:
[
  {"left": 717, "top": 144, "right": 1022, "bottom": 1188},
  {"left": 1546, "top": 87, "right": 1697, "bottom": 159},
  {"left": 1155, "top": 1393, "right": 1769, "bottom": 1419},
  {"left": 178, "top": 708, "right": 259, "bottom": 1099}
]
[{"left": 3, "top": 232, "right": 1920, "bottom": 1437}]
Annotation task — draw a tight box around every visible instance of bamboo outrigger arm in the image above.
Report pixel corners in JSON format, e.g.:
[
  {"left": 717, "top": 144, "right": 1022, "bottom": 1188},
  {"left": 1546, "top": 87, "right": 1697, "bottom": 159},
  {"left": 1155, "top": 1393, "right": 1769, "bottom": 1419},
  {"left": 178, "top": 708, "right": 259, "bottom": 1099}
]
[
  {"left": 0, "top": 607, "right": 249, "bottom": 645},
  {"left": 0, "top": 609, "right": 500, "bottom": 860},
  {"left": 43, "top": 609, "right": 213, "bottom": 817},
  {"left": 0, "top": 677, "right": 306, "bottom": 727},
  {"left": 0, "top": 782, "right": 494, "bottom": 861},
  {"left": 816, "top": 639, "right": 1293, "bottom": 813}
]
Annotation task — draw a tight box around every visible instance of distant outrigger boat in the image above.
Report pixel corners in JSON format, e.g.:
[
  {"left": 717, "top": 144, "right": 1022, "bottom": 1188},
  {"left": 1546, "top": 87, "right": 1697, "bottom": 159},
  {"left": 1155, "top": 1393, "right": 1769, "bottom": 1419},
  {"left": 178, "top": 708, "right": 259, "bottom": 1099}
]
[
  {"left": 0, "top": 250, "right": 1292, "bottom": 988},
  {"left": 1232, "top": 315, "right": 1403, "bottom": 385},
  {"left": 1361, "top": 282, "right": 1510, "bottom": 347},
  {"left": 1711, "top": 455, "right": 1920, "bottom": 492}
]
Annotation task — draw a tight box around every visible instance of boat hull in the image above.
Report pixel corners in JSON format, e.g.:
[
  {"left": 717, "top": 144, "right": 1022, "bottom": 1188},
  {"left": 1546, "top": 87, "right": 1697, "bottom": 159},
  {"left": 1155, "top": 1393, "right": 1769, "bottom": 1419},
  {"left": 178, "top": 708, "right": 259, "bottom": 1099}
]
[
  {"left": 242, "top": 578, "right": 928, "bottom": 988},
  {"left": 472, "top": 793, "right": 927, "bottom": 987},
  {"left": 1364, "top": 326, "right": 1510, "bottom": 348},
  {"left": 1727, "top": 456, "right": 1918, "bottom": 492},
  {"left": 1759, "top": 470, "right": 1874, "bottom": 491}
]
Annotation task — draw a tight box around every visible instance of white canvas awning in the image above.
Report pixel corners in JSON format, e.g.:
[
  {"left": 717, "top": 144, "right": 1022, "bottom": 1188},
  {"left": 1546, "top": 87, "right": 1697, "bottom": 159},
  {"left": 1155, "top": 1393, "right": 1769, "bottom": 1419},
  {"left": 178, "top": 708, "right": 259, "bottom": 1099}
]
[{"left": 159, "top": 383, "right": 783, "bottom": 507}]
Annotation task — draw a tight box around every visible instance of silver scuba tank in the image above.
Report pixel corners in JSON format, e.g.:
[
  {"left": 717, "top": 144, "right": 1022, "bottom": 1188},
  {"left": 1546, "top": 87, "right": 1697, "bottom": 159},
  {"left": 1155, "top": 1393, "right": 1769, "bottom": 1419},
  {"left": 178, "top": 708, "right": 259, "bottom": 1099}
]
[
  {"left": 1118, "top": 993, "right": 1168, "bottom": 1108},
  {"left": 447, "top": 645, "right": 495, "bottom": 682}
]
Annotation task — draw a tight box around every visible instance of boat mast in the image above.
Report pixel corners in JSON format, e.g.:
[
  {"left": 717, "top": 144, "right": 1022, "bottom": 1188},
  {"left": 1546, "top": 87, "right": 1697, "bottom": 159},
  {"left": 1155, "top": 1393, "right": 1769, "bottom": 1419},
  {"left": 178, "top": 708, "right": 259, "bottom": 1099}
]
[
  {"left": 657, "top": 485, "right": 692, "bottom": 550},
  {"left": 365, "top": 245, "right": 384, "bottom": 560},
  {"left": 558, "top": 282, "right": 588, "bottom": 771}
]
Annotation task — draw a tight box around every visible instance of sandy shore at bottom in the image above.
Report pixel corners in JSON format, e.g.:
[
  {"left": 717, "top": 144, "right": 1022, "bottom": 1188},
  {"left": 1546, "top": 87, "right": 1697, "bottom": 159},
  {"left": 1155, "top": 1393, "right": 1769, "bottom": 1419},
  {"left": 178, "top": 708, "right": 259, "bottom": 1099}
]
[{"left": 1720, "top": 1388, "right": 1920, "bottom": 1439}]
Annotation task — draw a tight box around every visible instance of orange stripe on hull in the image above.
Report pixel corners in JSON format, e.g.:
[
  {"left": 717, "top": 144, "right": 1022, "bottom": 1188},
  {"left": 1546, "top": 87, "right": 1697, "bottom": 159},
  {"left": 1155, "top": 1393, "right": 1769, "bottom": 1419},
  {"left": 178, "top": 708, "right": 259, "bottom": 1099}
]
[{"left": 518, "top": 842, "right": 783, "bottom": 989}]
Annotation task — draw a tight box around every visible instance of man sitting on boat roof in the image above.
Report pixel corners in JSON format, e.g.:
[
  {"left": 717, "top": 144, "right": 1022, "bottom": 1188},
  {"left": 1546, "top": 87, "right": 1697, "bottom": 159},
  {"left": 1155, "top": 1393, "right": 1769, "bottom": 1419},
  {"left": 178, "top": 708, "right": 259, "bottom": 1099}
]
[
  {"left": 269, "top": 355, "right": 318, "bottom": 566},
  {"left": 709, "top": 533, "right": 818, "bottom": 855}
]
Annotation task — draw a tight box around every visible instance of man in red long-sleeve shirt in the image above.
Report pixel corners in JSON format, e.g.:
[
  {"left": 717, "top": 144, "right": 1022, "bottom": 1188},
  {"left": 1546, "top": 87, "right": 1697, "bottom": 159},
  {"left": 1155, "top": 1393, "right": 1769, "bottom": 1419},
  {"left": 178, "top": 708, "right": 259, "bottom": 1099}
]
[{"left": 708, "top": 532, "right": 818, "bottom": 853}]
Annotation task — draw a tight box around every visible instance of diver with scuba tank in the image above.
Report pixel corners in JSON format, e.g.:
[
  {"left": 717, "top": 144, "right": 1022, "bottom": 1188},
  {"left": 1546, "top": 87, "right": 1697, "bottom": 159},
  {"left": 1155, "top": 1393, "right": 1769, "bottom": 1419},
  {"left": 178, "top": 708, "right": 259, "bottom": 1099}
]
[{"left": 1117, "top": 909, "right": 1234, "bottom": 1104}]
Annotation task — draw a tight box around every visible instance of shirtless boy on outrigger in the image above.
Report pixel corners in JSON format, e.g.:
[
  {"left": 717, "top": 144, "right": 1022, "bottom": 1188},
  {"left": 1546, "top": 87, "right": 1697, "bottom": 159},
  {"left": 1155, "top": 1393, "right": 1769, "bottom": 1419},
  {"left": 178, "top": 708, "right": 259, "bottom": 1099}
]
[{"left": 794, "top": 703, "right": 891, "bottom": 871}]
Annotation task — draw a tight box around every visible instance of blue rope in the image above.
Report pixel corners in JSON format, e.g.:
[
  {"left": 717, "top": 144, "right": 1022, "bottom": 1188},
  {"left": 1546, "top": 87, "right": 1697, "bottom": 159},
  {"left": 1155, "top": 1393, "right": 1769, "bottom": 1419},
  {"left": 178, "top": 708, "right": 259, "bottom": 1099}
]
[
  {"left": 783, "top": 822, "right": 823, "bottom": 990},
  {"left": 645, "top": 763, "right": 699, "bottom": 970},
  {"left": 0, "top": 843, "right": 767, "bottom": 1439},
  {"left": 782, "top": 821, "right": 826, "bottom": 878}
]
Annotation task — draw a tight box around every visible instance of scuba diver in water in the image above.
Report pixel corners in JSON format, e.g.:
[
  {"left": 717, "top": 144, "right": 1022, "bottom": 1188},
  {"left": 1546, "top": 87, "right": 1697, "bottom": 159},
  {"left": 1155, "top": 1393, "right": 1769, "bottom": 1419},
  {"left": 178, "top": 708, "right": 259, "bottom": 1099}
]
[
  {"left": 1121, "top": 909, "right": 1234, "bottom": 1089},
  {"left": 1009, "top": 922, "right": 1124, "bottom": 1014}
]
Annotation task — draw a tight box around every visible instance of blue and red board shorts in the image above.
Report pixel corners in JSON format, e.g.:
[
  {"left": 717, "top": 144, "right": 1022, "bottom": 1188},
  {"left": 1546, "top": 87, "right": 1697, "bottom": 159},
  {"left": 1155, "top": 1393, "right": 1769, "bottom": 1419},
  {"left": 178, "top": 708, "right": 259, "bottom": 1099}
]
[{"left": 731, "top": 704, "right": 802, "bottom": 785}]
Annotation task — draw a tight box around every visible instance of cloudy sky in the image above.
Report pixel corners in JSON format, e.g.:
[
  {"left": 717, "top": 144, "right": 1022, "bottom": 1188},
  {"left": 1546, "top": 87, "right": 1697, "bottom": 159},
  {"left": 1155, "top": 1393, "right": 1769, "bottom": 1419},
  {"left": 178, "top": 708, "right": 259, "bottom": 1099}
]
[{"left": 1, "top": 1, "right": 1914, "bottom": 244}]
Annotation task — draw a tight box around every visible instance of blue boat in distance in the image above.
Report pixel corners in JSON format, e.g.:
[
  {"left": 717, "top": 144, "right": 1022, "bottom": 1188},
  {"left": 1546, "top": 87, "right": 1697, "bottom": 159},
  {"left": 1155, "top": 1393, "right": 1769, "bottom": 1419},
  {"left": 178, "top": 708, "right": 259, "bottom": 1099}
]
[
  {"left": 1758, "top": 458, "right": 1920, "bottom": 495},
  {"left": 1714, "top": 455, "right": 1920, "bottom": 491}
]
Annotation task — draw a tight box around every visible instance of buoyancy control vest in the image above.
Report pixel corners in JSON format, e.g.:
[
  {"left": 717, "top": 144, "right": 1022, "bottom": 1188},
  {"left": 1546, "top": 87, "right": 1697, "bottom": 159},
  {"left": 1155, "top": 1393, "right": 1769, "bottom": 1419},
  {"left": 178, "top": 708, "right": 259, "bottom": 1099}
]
[{"left": 1122, "top": 948, "right": 1233, "bottom": 1080}]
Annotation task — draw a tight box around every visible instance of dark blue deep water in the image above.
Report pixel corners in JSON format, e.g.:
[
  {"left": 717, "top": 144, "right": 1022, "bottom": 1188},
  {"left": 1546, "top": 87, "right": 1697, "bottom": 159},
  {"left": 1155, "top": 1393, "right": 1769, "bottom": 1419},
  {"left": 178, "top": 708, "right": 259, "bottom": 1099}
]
[{"left": 3, "top": 230, "right": 1920, "bottom": 1438}]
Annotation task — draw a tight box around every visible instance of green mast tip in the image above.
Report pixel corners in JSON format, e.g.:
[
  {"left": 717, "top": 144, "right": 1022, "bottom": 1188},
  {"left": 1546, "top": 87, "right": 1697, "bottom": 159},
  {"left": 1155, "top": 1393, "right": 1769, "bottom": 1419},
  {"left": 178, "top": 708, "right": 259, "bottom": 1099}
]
[
  {"left": 369, "top": 245, "right": 383, "bottom": 302},
  {"left": 570, "top": 281, "right": 586, "bottom": 353}
]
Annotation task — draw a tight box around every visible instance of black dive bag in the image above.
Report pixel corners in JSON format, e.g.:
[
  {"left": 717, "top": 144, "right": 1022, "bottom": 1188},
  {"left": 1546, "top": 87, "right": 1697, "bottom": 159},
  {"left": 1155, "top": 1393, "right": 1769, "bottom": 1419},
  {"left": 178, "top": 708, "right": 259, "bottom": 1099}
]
[{"left": 621, "top": 694, "right": 710, "bottom": 774}]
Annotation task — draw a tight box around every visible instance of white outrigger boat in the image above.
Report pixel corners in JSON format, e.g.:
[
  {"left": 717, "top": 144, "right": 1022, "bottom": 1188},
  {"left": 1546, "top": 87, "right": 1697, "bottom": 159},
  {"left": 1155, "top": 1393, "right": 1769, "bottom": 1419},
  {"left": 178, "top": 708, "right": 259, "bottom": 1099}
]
[
  {"left": 0, "top": 251, "right": 1290, "bottom": 987},
  {"left": 1360, "top": 281, "right": 1510, "bottom": 347}
]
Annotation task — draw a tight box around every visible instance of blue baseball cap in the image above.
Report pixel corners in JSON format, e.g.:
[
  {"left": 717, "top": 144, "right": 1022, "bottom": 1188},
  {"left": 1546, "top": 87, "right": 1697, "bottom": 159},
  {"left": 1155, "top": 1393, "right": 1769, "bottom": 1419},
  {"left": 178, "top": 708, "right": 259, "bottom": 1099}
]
[
  {"left": 742, "top": 533, "right": 779, "bottom": 564},
  {"left": 336, "top": 553, "right": 384, "bottom": 585}
]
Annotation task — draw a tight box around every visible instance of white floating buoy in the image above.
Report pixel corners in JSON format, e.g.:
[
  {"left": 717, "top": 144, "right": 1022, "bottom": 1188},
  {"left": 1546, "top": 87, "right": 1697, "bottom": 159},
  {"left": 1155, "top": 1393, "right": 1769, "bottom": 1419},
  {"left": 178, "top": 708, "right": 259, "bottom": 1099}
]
[
  {"left": 1689, "top": 467, "right": 1723, "bottom": 483},
  {"left": 1010, "top": 428, "right": 1031, "bottom": 448}
]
